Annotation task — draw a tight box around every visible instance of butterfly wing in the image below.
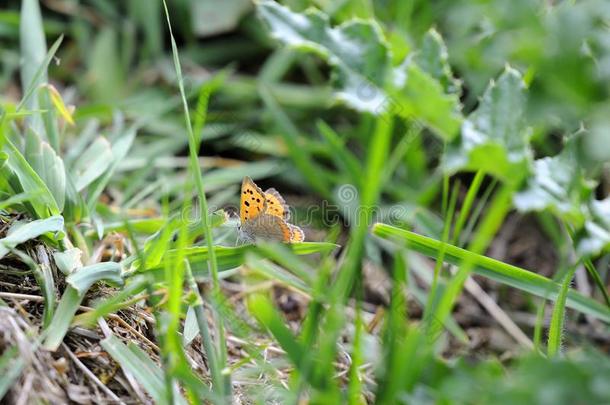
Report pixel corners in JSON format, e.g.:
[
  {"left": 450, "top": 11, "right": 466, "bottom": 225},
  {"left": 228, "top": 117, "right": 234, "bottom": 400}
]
[
  {"left": 264, "top": 187, "right": 290, "bottom": 220},
  {"left": 241, "top": 213, "right": 292, "bottom": 242},
  {"left": 288, "top": 224, "right": 305, "bottom": 243},
  {"left": 240, "top": 177, "right": 267, "bottom": 223}
]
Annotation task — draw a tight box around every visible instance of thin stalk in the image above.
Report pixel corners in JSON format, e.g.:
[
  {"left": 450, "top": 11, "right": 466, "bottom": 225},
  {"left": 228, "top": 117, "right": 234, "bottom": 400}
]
[{"left": 162, "top": 0, "right": 229, "bottom": 399}]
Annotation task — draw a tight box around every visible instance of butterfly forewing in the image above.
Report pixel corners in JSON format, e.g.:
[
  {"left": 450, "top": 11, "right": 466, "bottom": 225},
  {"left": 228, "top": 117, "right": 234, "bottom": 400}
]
[
  {"left": 264, "top": 188, "right": 290, "bottom": 220},
  {"left": 240, "top": 177, "right": 267, "bottom": 223}
]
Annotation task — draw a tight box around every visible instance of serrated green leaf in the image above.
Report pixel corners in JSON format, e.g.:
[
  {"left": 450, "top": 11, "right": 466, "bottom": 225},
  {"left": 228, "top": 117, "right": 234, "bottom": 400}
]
[
  {"left": 0, "top": 215, "right": 63, "bottom": 259},
  {"left": 514, "top": 136, "right": 595, "bottom": 226},
  {"left": 390, "top": 62, "right": 462, "bottom": 141},
  {"left": 444, "top": 66, "right": 532, "bottom": 182},
  {"left": 257, "top": 0, "right": 390, "bottom": 112},
  {"left": 414, "top": 28, "right": 461, "bottom": 95}
]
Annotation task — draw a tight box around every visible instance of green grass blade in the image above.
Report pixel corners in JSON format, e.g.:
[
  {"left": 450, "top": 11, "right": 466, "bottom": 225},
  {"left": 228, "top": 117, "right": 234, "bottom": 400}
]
[
  {"left": 162, "top": 0, "right": 229, "bottom": 398},
  {"left": 0, "top": 215, "right": 63, "bottom": 259},
  {"left": 42, "top": 286, "right": 82, "bottom": 351},
  {"left": 373, "top": 223, "right": 610, "bottom": 323},
  {"left": 0, "top": 346, "right": 24, "bottom": 398},
  {"left": 139, "top": 242, "right": 338, "bottom": 275},
  {"left": 16, "top": 35, "right": 63, "bottom": 114},
  {"left": 547, "top": 264, "right": 578, "bottom": 357},
  {"left": 259, "top": 84, "right": 331, "bottom": 199},
  {"left": 101, "top": 335, "right": 188, "bottom": 404},
  {"left": 66, "top": 262, "right": 123, "bottom": 295}
]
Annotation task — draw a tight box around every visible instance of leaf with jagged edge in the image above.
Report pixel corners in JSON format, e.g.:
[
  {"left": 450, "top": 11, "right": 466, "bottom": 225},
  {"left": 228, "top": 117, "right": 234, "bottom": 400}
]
[
  {"left": 257, "top": 1, "right": 462, "bottom": 141},
  {"left": 414, "top": 28, "right": 462, "bottom": 95},
  {"left": 257, "top": 0, "right": 390, "bottom": 112},
  {"left": 444, "top": 66, "right": 533, "bottom": 183},
  {"left": 389, "top": 60, "right": 462, "bottom": 141},
  {"left": 514, "top": 135, "right": 596, "bottom": 227}
]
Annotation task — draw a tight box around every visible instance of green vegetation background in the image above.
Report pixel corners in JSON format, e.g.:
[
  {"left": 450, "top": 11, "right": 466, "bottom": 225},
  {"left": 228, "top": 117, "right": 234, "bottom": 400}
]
[{"left": 0, "top": 0, "right": 609, "bottom": 404}]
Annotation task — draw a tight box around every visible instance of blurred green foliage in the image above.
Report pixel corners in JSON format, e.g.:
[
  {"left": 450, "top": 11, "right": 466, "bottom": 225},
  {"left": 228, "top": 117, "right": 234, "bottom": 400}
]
[{"left": 1, "top": 0, "right": 609, "bottom": 403}]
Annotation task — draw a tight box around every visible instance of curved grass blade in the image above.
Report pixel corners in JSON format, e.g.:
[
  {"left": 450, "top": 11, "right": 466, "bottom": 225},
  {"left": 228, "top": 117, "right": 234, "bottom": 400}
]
[
  {"left": 373, "top": 223, "right": 610, "bottom": 323},
  {"left": 43, "top": 262, "right": 124, "bottom": 351},
  {"left": 0, "top": 215, "right": 63, "bottom": 259}
]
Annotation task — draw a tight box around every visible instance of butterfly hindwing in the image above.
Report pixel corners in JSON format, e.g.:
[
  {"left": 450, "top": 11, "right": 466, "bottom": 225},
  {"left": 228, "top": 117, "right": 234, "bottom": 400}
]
[
  {"left": 240, "top": 177, "right": 267, "bottom": 223},
  {"left": 288, "top": 224, "right": 304, "bottom": 243},
  {"left": 264, "top": 187, "right": 290, "bottom": 220},
  {"left": 242, "top": 213, "right": 292, "bottom": 243}
]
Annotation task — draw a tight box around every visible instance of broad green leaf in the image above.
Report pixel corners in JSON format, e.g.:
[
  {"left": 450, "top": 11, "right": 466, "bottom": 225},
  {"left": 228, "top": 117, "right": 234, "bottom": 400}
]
[
  {"left": 373, "top": 223, "right": 610, "bottom": 323},
  {"left": 0, "top": 190, "right": 44, "bottom": 211},
  {"left": 390, "top": 61, "right": 462, "bottom": 141},
  {"left": 414, "top": 28, "right": 461, "bottom": 95},
  {"left": 66, "top": 262, "right": 123, "bottom": 295},
  {"left": 257, "top": 1, "right": 462, "bottom": 141},
  {"left": 43, "top": 262, "right": 123, "bottom": 350},
  {"left": 25, "top": 129, "right": 66, "bottom": 210},
  {"left": 1, "top": 137, "right": 60, "bottom": 218},
  {"left": 514, "top": 136, "right": 595, "bottom": 227},
  {"left": 53, "top": 247, "right": 83, "bottom": 275},
  {"left": 444, "top": 66, "right": 532, "bottom": 183},
  {"left": 257, "top": 0, "right": 390, "bottom": 112},
  {"left": 0, "top": 215, "right": 63, "bottom": 259},
  {"left": 72, "top": 136, "right": 113, "bottom": 192}
]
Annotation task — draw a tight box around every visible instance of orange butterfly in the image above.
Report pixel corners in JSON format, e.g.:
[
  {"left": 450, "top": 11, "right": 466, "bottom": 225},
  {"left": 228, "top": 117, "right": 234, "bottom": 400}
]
[{"left": 238, "top": 177, "right": 304, "bottom": 243}]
